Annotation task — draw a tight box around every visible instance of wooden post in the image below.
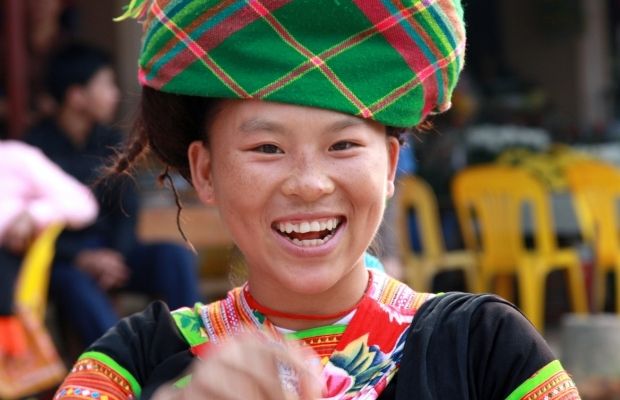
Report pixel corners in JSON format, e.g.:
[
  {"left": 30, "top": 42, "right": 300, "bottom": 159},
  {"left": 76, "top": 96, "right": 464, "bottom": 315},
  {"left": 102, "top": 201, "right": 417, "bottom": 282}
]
[{"left": 5, "top": 0, "right": 28, "bottom": 139}]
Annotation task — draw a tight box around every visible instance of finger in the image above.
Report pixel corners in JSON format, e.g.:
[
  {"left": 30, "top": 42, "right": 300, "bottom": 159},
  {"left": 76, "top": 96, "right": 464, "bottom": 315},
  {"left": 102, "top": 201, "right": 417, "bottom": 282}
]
[
  {"left": 190, "top": 355, "right": 272, "bottom": 400},
  {"left": 272, "top": 346, "right": 322, "bottom": 400},
  {"left": 231, "top": 337, "right": 315, "bottom": 400}
]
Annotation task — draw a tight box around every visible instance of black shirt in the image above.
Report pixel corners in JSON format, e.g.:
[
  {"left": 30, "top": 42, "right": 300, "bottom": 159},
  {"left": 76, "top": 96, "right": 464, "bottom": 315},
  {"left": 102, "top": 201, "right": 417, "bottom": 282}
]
[{"left": 89, "top": 293, "right": 559, "bottom": 399}]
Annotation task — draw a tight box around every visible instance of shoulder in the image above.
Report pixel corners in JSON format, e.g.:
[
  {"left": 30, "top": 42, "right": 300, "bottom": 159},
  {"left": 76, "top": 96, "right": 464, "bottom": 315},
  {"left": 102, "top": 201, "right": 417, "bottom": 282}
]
[
  {"left": 411, "top": 291, "right": 545, "bottom": 353},
  {"left": 86, "top": 301, "right": 190, "bottom": 382},
  {"left": 397, "top": 292, "right": 571, "bottom": 399},
  {"left": 369, "top": 270, "right": 436, "bottom": 314},
  {"left": 60, "top": 301, "right": 195, "bottom": 399},
  {"left": 412, "top": 291, "right": 525, "bottom": 325}
]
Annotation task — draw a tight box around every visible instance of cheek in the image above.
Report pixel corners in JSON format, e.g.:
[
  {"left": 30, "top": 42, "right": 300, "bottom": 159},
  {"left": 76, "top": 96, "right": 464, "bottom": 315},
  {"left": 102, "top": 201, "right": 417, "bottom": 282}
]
[
  {"left": 338, "top": 154, "right": 390, "bottom": 213},
  {"left": 211, "top": 154, "right": 268, "bottom": 220}
]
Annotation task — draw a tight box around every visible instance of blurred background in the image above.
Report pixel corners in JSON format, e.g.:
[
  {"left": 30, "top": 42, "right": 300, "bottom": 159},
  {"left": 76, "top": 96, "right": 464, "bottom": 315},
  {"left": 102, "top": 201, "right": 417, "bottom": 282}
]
[{"left": 3, "top": 0, "right": 620, "bottom": 398}]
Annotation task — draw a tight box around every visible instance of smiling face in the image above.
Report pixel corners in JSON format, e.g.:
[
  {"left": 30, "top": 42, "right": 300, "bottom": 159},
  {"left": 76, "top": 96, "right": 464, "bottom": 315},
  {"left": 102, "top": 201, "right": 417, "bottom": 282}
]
[{"left": 189, "top": 100, "right": 399, "bottom": 310}]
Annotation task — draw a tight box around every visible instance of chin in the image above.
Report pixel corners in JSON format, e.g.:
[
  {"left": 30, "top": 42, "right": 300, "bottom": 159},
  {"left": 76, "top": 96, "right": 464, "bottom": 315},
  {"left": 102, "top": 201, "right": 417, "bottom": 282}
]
[{"left": 279, "top": 264, "right": 345, "bottom": 295}]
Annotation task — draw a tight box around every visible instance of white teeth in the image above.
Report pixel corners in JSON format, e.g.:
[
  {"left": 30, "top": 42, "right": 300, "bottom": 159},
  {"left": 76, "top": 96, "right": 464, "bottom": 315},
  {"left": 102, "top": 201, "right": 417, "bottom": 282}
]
[
  {"left": 290, "top": 236, "right": 332, "bottom": 247},
  {"left": 299, "top": 221, "right": 311, "bottom": 233},
  {"left": 276, "top": 218, "right": 341, "bottom": 234}
]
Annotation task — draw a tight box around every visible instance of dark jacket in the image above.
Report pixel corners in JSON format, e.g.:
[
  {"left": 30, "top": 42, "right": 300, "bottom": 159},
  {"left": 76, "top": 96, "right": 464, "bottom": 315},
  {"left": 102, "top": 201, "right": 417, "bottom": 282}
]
[{"left": 25, "top": 119, "right": 139, "bottom": 262}]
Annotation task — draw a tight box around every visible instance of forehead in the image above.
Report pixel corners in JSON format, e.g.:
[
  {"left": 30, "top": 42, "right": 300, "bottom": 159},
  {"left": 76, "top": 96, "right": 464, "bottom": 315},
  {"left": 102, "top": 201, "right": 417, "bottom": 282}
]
[{"left": 212, "top": 99, "right": 382, "bottom": 134}]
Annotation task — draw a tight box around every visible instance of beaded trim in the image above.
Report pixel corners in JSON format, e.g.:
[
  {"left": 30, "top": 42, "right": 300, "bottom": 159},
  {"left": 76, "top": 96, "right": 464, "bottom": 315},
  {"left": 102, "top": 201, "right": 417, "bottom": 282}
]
[
  {"left": 54, "top": 358, "right": 135, "bottom": 400},
  {"left": 520, "top": 370, "right": 580, "bottom": 400}
]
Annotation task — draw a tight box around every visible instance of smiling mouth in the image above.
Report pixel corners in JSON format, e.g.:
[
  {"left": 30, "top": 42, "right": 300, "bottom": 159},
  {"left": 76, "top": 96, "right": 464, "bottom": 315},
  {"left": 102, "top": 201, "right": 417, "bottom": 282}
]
[{"left": 273, "top": 217, "right": 344, "bottom": 247}]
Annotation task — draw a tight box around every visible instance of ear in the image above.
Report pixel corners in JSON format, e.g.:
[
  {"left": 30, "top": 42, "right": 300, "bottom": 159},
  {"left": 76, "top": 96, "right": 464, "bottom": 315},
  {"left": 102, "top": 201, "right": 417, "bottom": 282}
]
[
  {"left": 385, "top": 137, "right": 400, "bottom": 198},
  {"left": 188, "top": 140, "right": 216, "bottom": 205}
]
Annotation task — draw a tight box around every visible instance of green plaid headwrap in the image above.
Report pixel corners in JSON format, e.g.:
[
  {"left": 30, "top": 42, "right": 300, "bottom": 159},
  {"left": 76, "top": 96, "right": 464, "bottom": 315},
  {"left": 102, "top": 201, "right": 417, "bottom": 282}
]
[{"left": 119, "top": 0, "right": 466, "bottom": 128}]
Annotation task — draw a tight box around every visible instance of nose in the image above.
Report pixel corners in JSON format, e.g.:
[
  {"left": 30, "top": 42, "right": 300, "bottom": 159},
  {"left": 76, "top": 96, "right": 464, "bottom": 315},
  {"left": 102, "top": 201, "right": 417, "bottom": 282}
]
[{"left": 281, "top": 156, "right": 335, "bottom": 202}]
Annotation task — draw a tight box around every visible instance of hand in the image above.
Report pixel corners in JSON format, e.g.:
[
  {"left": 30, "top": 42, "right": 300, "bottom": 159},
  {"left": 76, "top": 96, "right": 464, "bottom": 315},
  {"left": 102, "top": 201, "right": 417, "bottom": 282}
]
[
  {"left": 3, "top": 212, "right": 37, "bottom": 254},
  {"left": 152, "top": 333, "right": 322, "bottom": 400},
  {"left": 74, "top": 249, "right": 130, "bottom": 290}
]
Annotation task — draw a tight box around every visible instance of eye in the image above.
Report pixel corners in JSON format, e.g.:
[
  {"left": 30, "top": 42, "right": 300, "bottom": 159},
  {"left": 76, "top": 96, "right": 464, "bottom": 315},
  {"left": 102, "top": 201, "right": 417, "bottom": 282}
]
[
  {"left": 329, "top": 141, "right": 358, "bottom": 151},
  {"left": 253, "top": 144, "right": 283, "bottom": 154}
]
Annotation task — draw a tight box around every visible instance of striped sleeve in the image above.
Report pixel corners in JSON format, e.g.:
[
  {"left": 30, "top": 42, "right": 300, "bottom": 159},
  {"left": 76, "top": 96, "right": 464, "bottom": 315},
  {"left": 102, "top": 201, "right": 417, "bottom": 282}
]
[
  {"left": 505, "top": 360, "right": 579, "bottom": 400},
  {"left": 53, "top": 301, "right": 192, "bottom": 400},
  {"left": 54, "top": 351, "right": 140, "bottom": 399}
]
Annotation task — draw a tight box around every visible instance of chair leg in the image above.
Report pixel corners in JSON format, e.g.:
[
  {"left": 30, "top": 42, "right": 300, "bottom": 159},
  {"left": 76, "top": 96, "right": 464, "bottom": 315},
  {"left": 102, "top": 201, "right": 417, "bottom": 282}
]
[
  {"left": 518, "top": 258, "right": 544, "bottom": 332},
  {"left": 473, "top": 270, "right": 489, "bottom": 294},
  {"left": 463, "top": 267, "right": 477, "bottom": 294},
  {"left": 595, "top": 267, "right": 607, "bottom": 312},
  {"left": 566, "top": 263, "right": 588, "bottom": 314},
  {"left": 615, "top": 265, "right": 620, "bottom": 313},
  {"left": 495, "top": 275, "right": 514, "bottom": 303}
]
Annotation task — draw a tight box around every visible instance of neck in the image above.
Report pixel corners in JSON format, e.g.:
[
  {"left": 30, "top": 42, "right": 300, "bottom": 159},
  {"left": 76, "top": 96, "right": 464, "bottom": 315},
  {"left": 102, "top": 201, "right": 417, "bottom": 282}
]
[
  {"left": 247, "top": 266, "right": 370, "bottom": 331},
  {"left": 56, "top": 107, "right": 93, "bottom": 147}
]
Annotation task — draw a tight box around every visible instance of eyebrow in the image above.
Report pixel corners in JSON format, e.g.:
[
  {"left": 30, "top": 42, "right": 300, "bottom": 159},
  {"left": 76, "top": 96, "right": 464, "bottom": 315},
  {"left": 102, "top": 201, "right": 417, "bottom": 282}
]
[
  {"left": 239, "top": 118, "right": 287, "bottom": 134},
  {"left": 324, "top": 116, "right": 365, "bottom": 132},
  {"left": 239, "top": 116, "right": 364, "bottom": 134}
]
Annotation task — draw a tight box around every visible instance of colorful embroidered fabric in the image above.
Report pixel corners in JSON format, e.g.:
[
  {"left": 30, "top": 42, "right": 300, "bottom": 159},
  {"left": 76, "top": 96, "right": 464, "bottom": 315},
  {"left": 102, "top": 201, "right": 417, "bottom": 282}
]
[
  {"left": 54, "top": 352, "right": 139, "bottom": 400},
  {"left": 505, "top": 360, "right": 580, "bottom": 400},
  {"left": 117, "top": 0, "right": 466, "bottom": 128},
  {"left": 51, "top": 271, "right": 582, "bottom": 399},
  {"left": 171, "top": 270, "right": 433, "bottom": 399}
]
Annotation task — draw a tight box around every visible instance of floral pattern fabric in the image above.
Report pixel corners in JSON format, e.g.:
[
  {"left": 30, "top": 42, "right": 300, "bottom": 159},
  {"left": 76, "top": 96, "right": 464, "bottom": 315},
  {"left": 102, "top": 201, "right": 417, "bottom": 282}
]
[{"left": 171, "top": 270, "right": 434, "bottom": 399}]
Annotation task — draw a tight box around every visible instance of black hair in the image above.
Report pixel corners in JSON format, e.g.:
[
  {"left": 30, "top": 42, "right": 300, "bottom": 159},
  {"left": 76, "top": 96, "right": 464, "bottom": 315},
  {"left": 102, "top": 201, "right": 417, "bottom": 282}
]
[{"left": 45, "top": 43, "right": 113, "bottom": 103}]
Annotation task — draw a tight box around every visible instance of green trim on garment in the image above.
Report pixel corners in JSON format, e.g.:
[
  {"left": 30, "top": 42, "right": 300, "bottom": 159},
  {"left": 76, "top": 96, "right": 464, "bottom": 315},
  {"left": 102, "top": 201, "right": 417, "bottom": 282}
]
[
  {"left": 505, "top": 360, "right": 564, "bottom": 400},
  {"left": 171, "top": 303, "right": 208, "bottom": 347},
  {"left": 284, "top": 324, "right": 347, "bottom": 341},
  {"left": 79, "top": 350, "right": 142, "bottom": 397},
  {"left": 173, "top": 374, "right": 192, "bottom": 389}
]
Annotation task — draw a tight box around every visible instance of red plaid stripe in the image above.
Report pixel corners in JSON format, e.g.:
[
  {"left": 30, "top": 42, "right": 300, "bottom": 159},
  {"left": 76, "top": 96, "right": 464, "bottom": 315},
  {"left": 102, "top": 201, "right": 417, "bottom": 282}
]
[
  {"left": 148, "top": 0, "right": 292, "bottom": 93},
  {"left": 151, "top": 1, "right": 251, "bottom": 96},
  {"left": 247, "top": 0, "right": 374, "bottom": 118},
  {"left": 143, "top": 0, "right": 237, "bottom": 74},
  {"left": 354, "top": 0, "right": 442, "bottom": 116},
  {"left": 252, "top": 1, "right": 434, "bottom": 112},
  {"left": 369, "top": 39, "right": 465, "bottom": 114}
]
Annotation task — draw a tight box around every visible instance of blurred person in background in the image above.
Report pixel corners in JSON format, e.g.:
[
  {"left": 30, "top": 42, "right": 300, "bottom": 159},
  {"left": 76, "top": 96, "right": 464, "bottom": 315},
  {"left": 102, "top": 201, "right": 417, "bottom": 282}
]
[
  {"left": 0, "top": 139, "right": 97, "bottom": 360},
  {"left": 24, "top": 43, "right": 201, "bottom": 349}
]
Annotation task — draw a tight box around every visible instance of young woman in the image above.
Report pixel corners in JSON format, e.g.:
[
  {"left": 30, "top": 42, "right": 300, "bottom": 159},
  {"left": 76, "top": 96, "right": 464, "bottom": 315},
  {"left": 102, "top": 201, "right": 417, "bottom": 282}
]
[{"left": 53, "top": 1, "right": 581, "bottom": 399}]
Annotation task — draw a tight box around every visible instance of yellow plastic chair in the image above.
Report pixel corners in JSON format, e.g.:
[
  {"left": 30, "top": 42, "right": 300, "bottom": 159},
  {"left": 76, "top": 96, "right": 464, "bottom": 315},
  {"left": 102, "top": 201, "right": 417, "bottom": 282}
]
[
  {"left": 452, "top": 165, "right": 588, "bottom": 331},
  {"left": 396, "top": 175, "right": 476, "bottom": 293},
  {"left": 565, "top": 160, "right": 620, "bottom": 312},
  {"left": 14, "top": 223, "right": 64, "bottom": 322},
  {"left": 0, "top": 223, "right": 66, "bottom": 399}
]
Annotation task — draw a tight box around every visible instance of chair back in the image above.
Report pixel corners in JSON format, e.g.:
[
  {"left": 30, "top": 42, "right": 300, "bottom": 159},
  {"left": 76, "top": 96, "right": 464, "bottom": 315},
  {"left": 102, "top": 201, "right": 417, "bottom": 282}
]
[
  {"left": 452, "top": 165, "right": 556, "bottom": 273},
  {"left": 565, "top": 160, "right": 620, "bottom": 267},
  {"left": 14, "top": 223, "right": 64, "bottom": 322},
  {"left": 397, "top": 175, "right": 445, "bottom": 261}
]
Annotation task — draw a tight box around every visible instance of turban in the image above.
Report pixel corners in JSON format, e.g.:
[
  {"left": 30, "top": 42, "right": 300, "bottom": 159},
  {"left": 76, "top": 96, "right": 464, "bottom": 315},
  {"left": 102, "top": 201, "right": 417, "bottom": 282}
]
[{"left": 119, "top": 0, "right": 466, "bottom": 128}]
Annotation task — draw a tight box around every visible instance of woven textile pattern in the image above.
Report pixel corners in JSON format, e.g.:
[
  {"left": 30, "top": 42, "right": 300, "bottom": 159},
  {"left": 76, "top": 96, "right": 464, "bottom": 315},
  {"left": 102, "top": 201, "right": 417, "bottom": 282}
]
[{"left": 128, "top": 0, "right": 466, "bottom": 128}]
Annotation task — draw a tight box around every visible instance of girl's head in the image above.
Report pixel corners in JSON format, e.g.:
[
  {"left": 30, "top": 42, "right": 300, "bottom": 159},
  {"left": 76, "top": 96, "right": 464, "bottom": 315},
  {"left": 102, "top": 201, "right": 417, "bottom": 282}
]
[{"left": 114, "top": 0, "right": 466, "bottom": 294}]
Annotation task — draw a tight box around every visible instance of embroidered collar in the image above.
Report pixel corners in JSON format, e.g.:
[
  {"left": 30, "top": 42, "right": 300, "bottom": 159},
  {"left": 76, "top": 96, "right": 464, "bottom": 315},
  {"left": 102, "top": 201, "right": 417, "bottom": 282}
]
[{"left": 171, "top": 271, "right": 434, "bottom": 399}]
